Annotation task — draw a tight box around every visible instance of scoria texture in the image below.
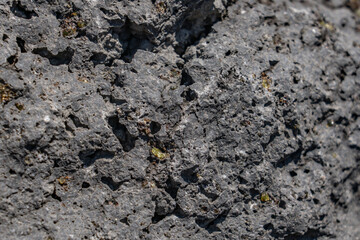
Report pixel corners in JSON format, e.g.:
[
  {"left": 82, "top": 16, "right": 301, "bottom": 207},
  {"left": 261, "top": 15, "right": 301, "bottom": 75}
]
[{"left": 0, "top": 0, "right": 359, "bottom": 239}]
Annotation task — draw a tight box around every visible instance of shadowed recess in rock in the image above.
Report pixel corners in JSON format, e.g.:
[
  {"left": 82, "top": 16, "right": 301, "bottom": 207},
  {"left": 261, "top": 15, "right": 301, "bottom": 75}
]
[{"left": 108, "top": 115, "right": 137, "bottom": 152}]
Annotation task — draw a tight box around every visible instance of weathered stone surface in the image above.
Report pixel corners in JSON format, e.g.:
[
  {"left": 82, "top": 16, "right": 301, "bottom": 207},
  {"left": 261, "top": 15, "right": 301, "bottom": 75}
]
[{"left": 0, "top": 0, "right": 359, "bottom": 239}]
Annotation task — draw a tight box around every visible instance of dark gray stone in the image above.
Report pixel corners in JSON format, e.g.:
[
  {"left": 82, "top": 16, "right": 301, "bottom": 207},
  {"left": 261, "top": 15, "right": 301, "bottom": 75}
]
[{"left": 0, "top": 0, "right": 359, "bottom": 239}]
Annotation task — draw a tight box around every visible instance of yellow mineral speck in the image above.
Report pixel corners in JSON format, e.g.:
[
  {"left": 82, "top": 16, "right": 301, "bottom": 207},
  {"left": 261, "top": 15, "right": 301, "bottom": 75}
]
[
  {"left": 260, "top": 192, "right": 270, "bottom": 202},
  {"left": 327, "top": 119, "right": 335, "bottom": 127},
  {"left": 151, "top": 147, "right": 167, "bottom": 160},
  {"left": 77, "top": 21, "right": 86, "bottom": 28},
  {"left": 0, "top": 83, "right": 15, "bottom": 103},
  {"left": 78, "top": 76, "right": 89, "bottom": 83},
  {"left": 15, "top": 103, "right": 24, "bottom": 111},
  {"left": 261, "top": 72, "right": 272, "bottom": 91},
  {"left": 58, "top": 176, "right": 67, "bottom": 185},
  {"left": 149, "top": 181, "right": 156, "bottom": 188},
  {"left": 320, "top": 21, "right": 335, "bottom": 32},
  {"left": 156, "top": 2, "right": 166, "bottom": 14}
]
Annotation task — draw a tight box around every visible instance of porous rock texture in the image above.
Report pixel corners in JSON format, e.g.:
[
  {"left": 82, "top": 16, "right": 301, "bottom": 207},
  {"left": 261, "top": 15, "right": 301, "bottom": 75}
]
[{"left": 0, "top": 0, "right": 360, "bottom": 239}]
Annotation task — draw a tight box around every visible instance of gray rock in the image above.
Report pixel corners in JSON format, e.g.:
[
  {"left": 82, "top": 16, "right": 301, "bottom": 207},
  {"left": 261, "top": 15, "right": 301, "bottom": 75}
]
[{"left": 0, "top": 0, "right": 359, "bottom": 239}]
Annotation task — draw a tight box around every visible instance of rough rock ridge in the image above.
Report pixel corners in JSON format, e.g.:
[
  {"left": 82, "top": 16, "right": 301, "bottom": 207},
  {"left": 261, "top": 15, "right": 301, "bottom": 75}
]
[{"left": 0, "top": 0, "right": 359, "bottom": 239}]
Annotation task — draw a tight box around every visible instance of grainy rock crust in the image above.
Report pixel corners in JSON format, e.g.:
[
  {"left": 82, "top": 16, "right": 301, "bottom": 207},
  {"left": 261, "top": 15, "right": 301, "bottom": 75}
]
[{"left": 0, "top": 0, "right": 359, "bottom": 239}]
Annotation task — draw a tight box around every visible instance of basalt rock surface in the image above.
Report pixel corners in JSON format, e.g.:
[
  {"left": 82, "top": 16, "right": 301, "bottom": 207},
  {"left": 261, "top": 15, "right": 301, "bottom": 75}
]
[{"left": 0, "top": 0, "right": 359, "bottom": 239}]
